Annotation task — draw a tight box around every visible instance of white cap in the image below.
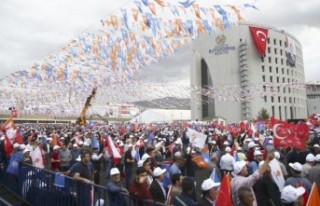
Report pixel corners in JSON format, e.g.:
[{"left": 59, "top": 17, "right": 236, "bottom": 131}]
[
  {"left": 19, "top": 144, "right": 26, "bottom": 150},
  {"left": 274, "top": 151, "right": 280, "bottom": 160},
  {"left": 268, "top": 140, "right": 273, "bottom": 145},
  {"left": 254, "top": 150, "right": 263, "bottom": 156},
  {"left": 141, "top": 153, "right": 150, "bottom": 161},
  {"left": 175, "top": 138, "right": 182, "bottom": 145},
  {"left": 201, "top": 178, "right": 220, "bottom": 191},
  {"left": 174, "top": 151, "right": 182, "bottom": 157},
  {"left": 237, "top": 147, "right": 242, "bottom": 151},
  {"left": 244, "top": 138, "right": 251, "bottom": 142},
  {"left": 225, "top": 147, "right": 231, "bottom": 152},
  {"left": 53, "top": 145, "right": 60, "bottom": 151},
  {"left": 23, "top": 149, "right": 31, "bottom": 154},
  {"left": 46, "top": 137, "right": 52, "bottom": 141},
  {"left": 315, "top": 154, "right": 320, "bottom": 162},
  {"left": 289, "top": 162, "right": 302, "bottom": 172},
  {"left": 110, "top": 168, "right": 120, "bottom": 176},
  {"left": 223, "top": 141, "right": 230, "bottom": 146},
  {"left": 13, "top": 143, "right": 20, "bottom": 149},
  {"left": 306, "top": 154, "right": 316, "bottom": 162},
  {"left": 137, "top": 160, "right": 144, "bottom": 167},
  {"left": 281, "top": 185, "right": 305, "bottom": 203},
  {"left": 73, "top": 143, "right": 78, "bottom": 148},
  {"left": 234, "top": 160, "right": 247, "bottom": 175},
  {"left": 78, "top": 141, "right": 84, "bottom": 145},
  {"left": 0, "top": 136, "right": 5, "bottom": 141},
  {"left": 313, "top": 144, "right": 320, "bottom": 148},
  {"left": 153, "top": 167, "right": 166, "bottom": 177},
  {"left": 248, "top": 142, "right": 257, "bottom": 149},
  {"left": 259, "top": 161, "right": 265, "bottom": 168}
]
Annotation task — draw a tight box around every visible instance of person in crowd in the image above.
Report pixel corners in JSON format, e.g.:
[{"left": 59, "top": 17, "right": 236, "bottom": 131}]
[
  {"left": 22, "top": 149, "right": 33, "bottom": 164},
  {"left": 281, "top": 185, "right": 305, "bottom": 206},
  {"left": 231, "top": 153, "right": 273, "bottom": 206},
  {"left": 70, "top": 143, "right": 80, "bottom": 167},
  {"left": 307, "top": 154, "right": 320, "bottom": 197},
  {"left": 70, "top": 149, "right": 93, "bottom": 206},
  {"left": 246, "top": 142, "right": 258, "bottom": 162},
  {"left": 219, "top": 146, "right": 234, "bottom": 178},
  {"left": 311, "top": 144, "right": 320, "bottom": 155},
  {"left": 149, "top": 167, "right": 167, "bottom": 204},
  {"left": 91, "top": 147, "right": 103, "bottom": 186},
  {"left": 207, "top": 153, "right": 221, "bottom": 181},
  {"left": 198, "top": 178, "right": 220, "bottom": 206},
  {"left": 106, "top": 167, "right": 128, "bottom": 206},
  {"left": 236, "top": 147, "right": 247, "bottom": 161},
  {"left": 172, "top": 177, "right": 196, "bottom": 206},
  {"left": 166, "top": 173, "right": 183, "bottom": 205},
  {"left": 301, "top": 153, "right": 315, "bottom": 179},
  {"left": 274, "top": 151, "right": 288, "bottom": 179},
  {"left": 169, "top": 156, "right": 184, "bottom": 177},
  {"left": 253, "top": 161, "right": 282, "bottom": 206},
  {"left": 236, "top": 186, "right": 255, "bottom": 206},
  {"left": 59, "top": 143, "right": 72, "bottom": 172},
  {"left": 129, "top": 167, "right": 153, "bottom": 206},
  {"left": 124, "top": 143, "right": 134, "bottom": 189},
  {"left": 285, "top": 162, "right": 312, "bottom": 193},
  {"left": 248, "top": 150, "right": 263, "bottom": 175},
  {"left": 50, "top": 145, "right": 60, "bottom": 172}
]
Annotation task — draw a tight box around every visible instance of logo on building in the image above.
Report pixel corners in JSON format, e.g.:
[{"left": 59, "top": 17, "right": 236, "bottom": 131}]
[
  {"left": 215, "top": 35, "right": 226, "bottom": 45},
  {"left": 209, "top": 35, "right": 235, "bottom": 55}
]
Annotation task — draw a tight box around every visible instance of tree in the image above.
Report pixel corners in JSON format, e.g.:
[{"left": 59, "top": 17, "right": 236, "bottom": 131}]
[{"left": 257, "top": 108, "right": 269, "bottom": 121}]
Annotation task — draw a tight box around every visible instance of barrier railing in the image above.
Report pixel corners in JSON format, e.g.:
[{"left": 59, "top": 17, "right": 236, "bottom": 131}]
[
  {"left": 0, "top": 198, "right": 11, "bottom": 206},
  {"left": 0, "top": 163, "right": 166, "bottom": 206}
]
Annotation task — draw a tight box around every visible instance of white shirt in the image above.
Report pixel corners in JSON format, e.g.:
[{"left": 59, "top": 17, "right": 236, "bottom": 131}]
[{"left": 220, "top": 153, "right": 235, "bottom": 171}]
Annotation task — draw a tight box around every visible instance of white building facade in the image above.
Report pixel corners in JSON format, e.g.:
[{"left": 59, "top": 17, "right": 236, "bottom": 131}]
[
  {"left": 306, "top": 84, "right": 320, "bottom": 116},
  {"left": 191, "top": 23, "right": 307, "bottom": 123}
]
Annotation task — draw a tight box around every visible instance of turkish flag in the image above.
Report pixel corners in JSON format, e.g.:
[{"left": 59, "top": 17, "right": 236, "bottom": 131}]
[{"left": 249, "top": 26, "right": 268, "bottom": 56}]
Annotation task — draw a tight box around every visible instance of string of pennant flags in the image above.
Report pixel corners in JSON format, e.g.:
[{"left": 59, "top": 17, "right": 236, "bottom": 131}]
[{"left": 0, "top": 0, "right": 318, "bottom": 118}]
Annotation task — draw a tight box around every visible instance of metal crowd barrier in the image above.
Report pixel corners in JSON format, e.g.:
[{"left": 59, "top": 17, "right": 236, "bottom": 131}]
[
  {"left": 0, "top": 163, "right": 166, "bottom": 206},
  {"left": 0, "top": 198, "right": 11, "bottom": 206}
]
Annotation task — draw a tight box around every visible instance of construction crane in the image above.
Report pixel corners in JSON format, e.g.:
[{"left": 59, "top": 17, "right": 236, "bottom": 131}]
[{"left": 77, "top": 87, "right": 97, "bottom": 125}]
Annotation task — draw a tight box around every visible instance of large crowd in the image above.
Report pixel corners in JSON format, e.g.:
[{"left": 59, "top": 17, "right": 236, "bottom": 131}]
[{"left": 1, "top": 121, "right": 320, "bottom": 206}]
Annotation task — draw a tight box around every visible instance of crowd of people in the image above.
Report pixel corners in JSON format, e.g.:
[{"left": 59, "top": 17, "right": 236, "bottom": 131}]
[{"left": 0, "top": 121, "right": 320, "bottom": 206}]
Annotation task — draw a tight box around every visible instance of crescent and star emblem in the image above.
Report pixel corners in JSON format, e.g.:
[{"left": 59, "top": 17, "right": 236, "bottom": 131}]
[{"left": 256, "top": 30, "right": 266, "bottom": 42}]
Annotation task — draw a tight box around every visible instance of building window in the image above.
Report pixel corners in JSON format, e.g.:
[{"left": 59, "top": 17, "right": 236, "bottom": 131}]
[
  {"left": 262, "top": 75, "right": 266, "bottom": 82},
  {"left": 287, "top": 69, "right": 289, "bottom": 75},
  {"left": 283, "top": 87, "right": 286, "bottom": 93},
  {"left": 271, "top": 96, "right": 274, "bottom": 103},
  {"left": 273, "top": 39, "right": 276, "bottom": 45},
  {"left": 267, "top": 38, "right": 270, "bottom": 44},
  {"left": 268, "top": 47, "right": 271, "bottom": 53},
  {"left": 268, "top": 57, "right": 272, "bottom": 63},
  {"left": 277, "top": 77, "right": 279, "bottom": 83},
  {"left": 289, "top": 88, "right": 291, "bottom": 93},
  {"left": 270, "top": 76, "right": 273, "bottom": 83},
  {"left": 284, "top": 97, "right": 286, "bottom": 103},
  {"left": 264, "top": 96, "right": 267, "bottom": 102},
  {"left": 272, "top": 106, "right": 275, "bottom": 116},
  {"left": 261, "top": 56, "right": 264, "bottom": 62},
  {"left": 262, "top": 65, "right": 265, "bottom": 72},
  {"left": 279, "top": 40, "right": 282, "bottom": 46},
  {"left": 280, "top": 49, "right": 283, "bottom": 55},
  {"left": 282, "top": 68, "right": 284, "bottom": 74},
  {"left": 278, "top": 96, "right": 281, "bottom": 103},
  {"left": 281, "top": 59, "right": 284, "bottom": 65},
  {"left": 269, "top": 66, "right": 272, "bottom": 73},
  {"left": 279, "top": 106, "right": 282, "bottom": 119},
  {"left": 287, "top": 78, "right": 290, "bottom": 83},
  {"left": 289, "top": 97, "right": 292, "bottom": 103},
  {"left": 274, "top": 48, "right": 277, "bottom": 55},
  {"left": 276, "top": 67, "right": 279, "bottom": 73},
  {"left": 263, "top": 85, "right": 266, "bottom": 92},
  {"left": 282, "top": 77, "right": 285, "bottom": 83}
]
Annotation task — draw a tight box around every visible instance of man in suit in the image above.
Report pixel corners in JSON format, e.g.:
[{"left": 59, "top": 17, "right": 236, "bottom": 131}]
[
  {"left": 198, "top": 178, "right": 220, "bottom": 206},
  {"left": 149, "top": 167, "right": 167, "bottom": 204}
]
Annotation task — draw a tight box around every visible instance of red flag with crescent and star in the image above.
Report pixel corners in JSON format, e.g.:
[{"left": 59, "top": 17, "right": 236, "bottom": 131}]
[{"left": 249, "top": 26, "right": 268, "bottom": 56}]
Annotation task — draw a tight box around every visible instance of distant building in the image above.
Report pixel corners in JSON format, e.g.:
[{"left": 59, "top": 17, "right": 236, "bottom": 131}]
[
  {"left": 306, "top": 84, "right": 320, "bottom": 116},
  {"left": 191, "top": 23, "right": 307, "bottom": 123}
]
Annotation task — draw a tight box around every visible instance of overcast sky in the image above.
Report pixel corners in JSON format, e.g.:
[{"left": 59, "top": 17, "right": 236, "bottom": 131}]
[{"left": 1, "top": 0, "right": 320, "bottom": 84}]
